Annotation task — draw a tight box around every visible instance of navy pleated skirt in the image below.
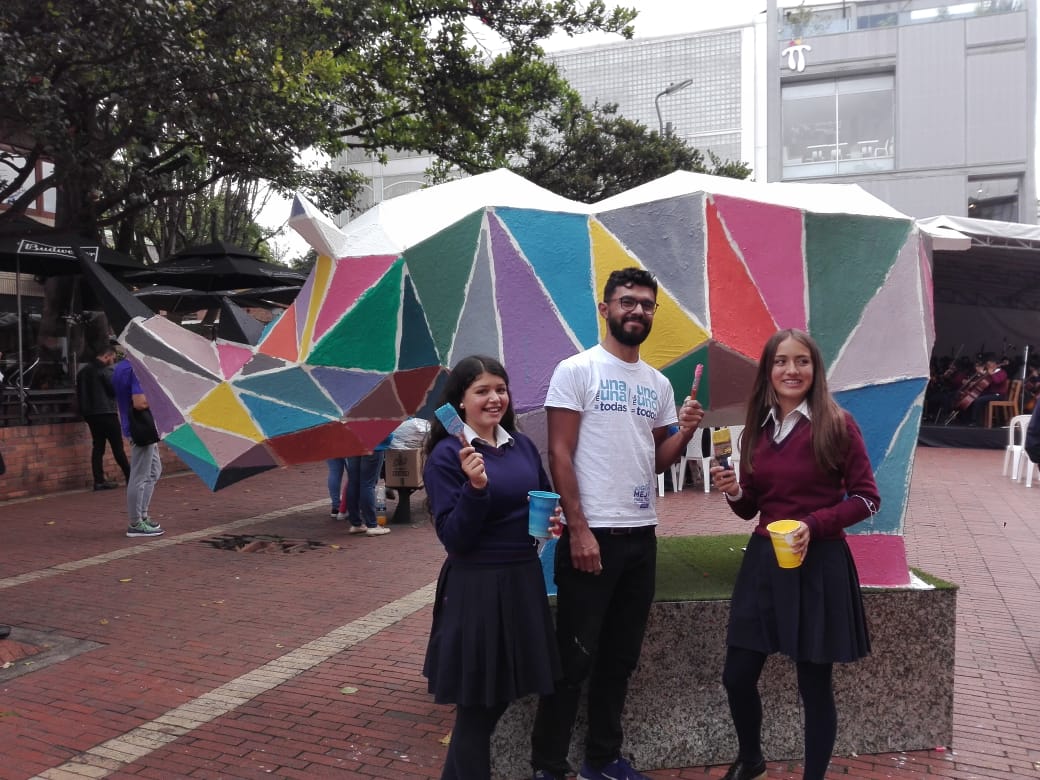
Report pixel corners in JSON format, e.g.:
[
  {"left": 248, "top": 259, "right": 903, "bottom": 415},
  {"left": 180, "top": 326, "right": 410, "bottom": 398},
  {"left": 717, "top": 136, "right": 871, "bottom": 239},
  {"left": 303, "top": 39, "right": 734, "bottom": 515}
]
[
  {"left": 424, "top": 556, "right": 561, "bottom": 707},
  {"left": 727, "top": 534, "right": 871, "bottom": 664}
]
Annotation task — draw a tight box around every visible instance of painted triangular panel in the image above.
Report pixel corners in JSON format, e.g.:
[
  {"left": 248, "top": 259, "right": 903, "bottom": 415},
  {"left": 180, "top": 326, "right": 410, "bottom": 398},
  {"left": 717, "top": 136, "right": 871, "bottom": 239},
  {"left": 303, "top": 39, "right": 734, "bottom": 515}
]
[
  {"left": 164, "top": 423, "right": 216, "bottom": 466},
  {"left": 705, "top": 200, "right": 778, "bottom": 360},
  {"left": 661, "top": 346, "right": 710, "bottom": 410},
  {"left": 830, "top": 239, "right": 931, "bottom": 390},
  {"left": 130, "top": 315, "right": 222, "bottom": 378},
  {"left": 257, "top": 306, "right": 300, "bottom": 362},
  {"left": 392, "top": 365, "right": 442, "bottom": 415},
  {"left": 307, "top": 259, "right": 403, "bottom": 371},
  {"left": 216, "top": 342, "right": 255, "bottom": 379},
  {"left": 294, "top": 253, "right": 331, "bottom": 357},
  {"left": 348, "top": 377, "right": 407, "bottom": 419},
  {"left": 235, "top": 366, "right": 340, "bottom": 418},
  {"left": 309, "top": 367, "right": 385, "bottom": 415},
  {"left": 136, "top": 352, "right": 219, "bottom": 415},
  {"left": 706, "top": 343, "right": 758, "bottom": 420},
  {"left": 268, "top": 420, "right": 368, "bottom": 462},
  {"left": 239, "top": 392, "right": 338, "bottom": 438},
  {"left": 212, "top": 463, "right": 279, "bottom": 491},
  {"left": 918, "top": 238, "right": 935, "bottom": 347},
  {"left": 404, "top": 209, "right": 484, "bottom": 359},
  {"left": 415, "top": 368, "right": 452, "bottom": 420},
  {"left": 123, "top": 319, "right": 220, "bottom": 381},
  {"left": 595, "top": 194, "right": 707, "bottom": 327},
  {"left": 588, "top": 218, "right": 709, "bottom": 370},
  {"left": 162, "top": 440, "right": 222, "bottom": 489},
  {"left": 188, "top": 424, "right": 270, "bottom": 467},
  {"left": 490, "top": 214, "right": 582, "bottom": 414},
  {"left": 347, "top": 418, "right": 404, "bottom": 451},
  {"left": 853, "top": 404, "right": 921, "bottom": 536},
  {"left": 240, "top": 352, "right": 288, "bottom": 376},
  {"left": 312, "top": 254, "right": 399, "bottom": 343},
  {"left": 713, "top": 194, "right": 806, "bottom": 331},
  {"left": 496, "top": 207, "right": 599, "bottom": 348},
  {"left": 190, "top": 382, "right": 265, "bottom": 441},
  {"left": 399, "top": 274, "right": 441, "bottom": 370},
  {"left": 834, "top": 379, "right": 924, "bottom": 477},
  {"left": 449, "top": 223, "right": 501, "bottom": 365},
  {"left": 805, "top": 213, "right": 911, "bottom": 367},
  {"left": 123, "top": 355, "right": 184, "bottom": 437}
]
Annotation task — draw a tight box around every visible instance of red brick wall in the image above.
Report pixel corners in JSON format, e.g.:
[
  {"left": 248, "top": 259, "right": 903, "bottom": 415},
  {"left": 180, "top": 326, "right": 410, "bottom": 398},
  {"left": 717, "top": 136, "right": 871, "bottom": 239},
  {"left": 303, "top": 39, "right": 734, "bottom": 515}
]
[{"left": 0, "top": 423, "right": 187, "bottom": 501}]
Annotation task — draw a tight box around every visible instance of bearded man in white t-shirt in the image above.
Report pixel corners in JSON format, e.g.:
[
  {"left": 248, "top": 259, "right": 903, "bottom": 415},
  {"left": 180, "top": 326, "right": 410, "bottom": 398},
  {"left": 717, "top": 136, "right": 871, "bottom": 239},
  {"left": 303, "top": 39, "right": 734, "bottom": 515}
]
[{"left": 530, "top": 267, "right": 705, "bottom": 780}]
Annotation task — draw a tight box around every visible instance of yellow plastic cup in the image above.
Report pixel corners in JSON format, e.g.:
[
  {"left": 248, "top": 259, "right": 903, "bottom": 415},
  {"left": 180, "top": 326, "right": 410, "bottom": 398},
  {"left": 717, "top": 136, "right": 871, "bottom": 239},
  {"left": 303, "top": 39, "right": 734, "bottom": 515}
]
[{"left": 766, "top": 519, "right": 803, "bottom": 569}]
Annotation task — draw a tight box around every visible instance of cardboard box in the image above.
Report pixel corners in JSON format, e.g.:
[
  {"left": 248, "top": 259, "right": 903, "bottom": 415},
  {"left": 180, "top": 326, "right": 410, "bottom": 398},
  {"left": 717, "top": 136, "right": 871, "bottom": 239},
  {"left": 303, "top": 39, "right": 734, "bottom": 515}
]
[{"left": 384, "top": 448, "right": 425, "bottom": 488}]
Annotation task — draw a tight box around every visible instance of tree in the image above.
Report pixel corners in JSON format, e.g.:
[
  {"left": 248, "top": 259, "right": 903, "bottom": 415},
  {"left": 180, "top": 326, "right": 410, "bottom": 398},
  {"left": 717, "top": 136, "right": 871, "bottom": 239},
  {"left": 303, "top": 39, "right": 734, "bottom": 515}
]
[
  {"left": 0, "top": 0, "right": 633, "bottom": 361},
  {"left": 432, "top": 98, "right": 752, "bottom": 203},
  {"left": 0, "top": 0, "right": 635, "bottom": 242}
]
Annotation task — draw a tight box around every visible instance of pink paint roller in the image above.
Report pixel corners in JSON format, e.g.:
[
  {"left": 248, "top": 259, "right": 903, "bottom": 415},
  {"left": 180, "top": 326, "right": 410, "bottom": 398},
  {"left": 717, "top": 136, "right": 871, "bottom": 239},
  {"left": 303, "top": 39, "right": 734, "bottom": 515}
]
[
  {"left": 690, "top": 363, "right": 704, "bottom": 398},
  {"left": 434, "top": 403, "right": 467, "bottom": 443}
]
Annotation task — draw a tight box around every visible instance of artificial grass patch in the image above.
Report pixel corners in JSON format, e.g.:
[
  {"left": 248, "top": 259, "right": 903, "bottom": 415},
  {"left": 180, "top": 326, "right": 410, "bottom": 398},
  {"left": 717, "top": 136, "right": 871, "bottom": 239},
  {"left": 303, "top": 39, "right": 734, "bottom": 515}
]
[{"left": 654, "top": 534, "right": 749, "bottom": 602}]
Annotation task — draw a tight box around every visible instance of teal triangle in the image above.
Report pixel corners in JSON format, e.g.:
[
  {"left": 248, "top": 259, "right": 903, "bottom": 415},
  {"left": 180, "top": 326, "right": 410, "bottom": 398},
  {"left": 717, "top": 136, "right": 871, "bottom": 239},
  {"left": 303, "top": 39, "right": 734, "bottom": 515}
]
[
  {"left": 308, "top": 260, "right": 403, "bottom": 371},
  {"left": 164, "top": 424, "right": 216, "bottom": 466},
  {"left": 239, "top": 392, "right": 339, "bottom": 438},
  {"left": 805, "top": 214, "right": 910, "bottom": 367},
  {"left": 403, "top": 210, "right": 483, "bottom": 359},
  {"left": 496, "top": 208, "right": 598, "bottom": 348},
  {"left": 835, "top": 379, "right": 925, "bottom": 469},
  {"left": 163, "top": 439, "right": 222, "bottom": 490},
  {"left": 235, "top": 366, "right": 341, "bottom": 418},
  {"left": 399, "top": 274, "right": 441, "bottom": 369},
  {"left": 662, "top": 346, "right": 709, "bottom": 409}
]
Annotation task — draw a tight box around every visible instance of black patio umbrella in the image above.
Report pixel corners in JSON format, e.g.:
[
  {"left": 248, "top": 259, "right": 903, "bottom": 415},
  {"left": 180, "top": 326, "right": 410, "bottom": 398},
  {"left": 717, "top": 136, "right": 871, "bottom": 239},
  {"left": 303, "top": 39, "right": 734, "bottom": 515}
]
[
  {"left": 0, "top": 216, "right": 146, "bottom": 404},
  {"left": 131, "top": 285, "right": 223, "bottom": 313},
  {"left": 124, "top": 241, "right": 307, "bottom": 291}
]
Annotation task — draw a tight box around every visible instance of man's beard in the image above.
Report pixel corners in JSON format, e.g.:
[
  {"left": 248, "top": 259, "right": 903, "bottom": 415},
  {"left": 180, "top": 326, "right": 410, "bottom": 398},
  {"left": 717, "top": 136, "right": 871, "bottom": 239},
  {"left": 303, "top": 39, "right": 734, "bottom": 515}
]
[{"left": 608, "top": 313, "right": 652, "bottom": 347}]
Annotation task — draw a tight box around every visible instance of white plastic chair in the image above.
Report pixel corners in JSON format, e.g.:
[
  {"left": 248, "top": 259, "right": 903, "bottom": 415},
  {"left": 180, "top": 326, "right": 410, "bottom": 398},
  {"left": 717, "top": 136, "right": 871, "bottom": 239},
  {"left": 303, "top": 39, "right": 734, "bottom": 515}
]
[
  {"left": 1003, "top": 415, "right": 1030, "bottom": 480},
  {"left": 656, "top": 471, "right": 666, "bottom": 497},
  {"left": 678, "top": 427, "right": 713, "bottom": 493}
]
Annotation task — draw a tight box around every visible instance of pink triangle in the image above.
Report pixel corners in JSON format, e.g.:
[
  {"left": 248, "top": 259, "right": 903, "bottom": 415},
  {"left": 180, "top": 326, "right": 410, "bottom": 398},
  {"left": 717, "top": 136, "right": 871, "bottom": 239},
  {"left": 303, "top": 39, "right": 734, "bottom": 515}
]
[
  {"left": 312, "top": 255, "right": 400, "bottom": 343},
  {"left": 713, "top": 195, "right": 806, "bottom": 330},
  {"left": 216, "top": 342, "right": 255, "bottom": 379}
]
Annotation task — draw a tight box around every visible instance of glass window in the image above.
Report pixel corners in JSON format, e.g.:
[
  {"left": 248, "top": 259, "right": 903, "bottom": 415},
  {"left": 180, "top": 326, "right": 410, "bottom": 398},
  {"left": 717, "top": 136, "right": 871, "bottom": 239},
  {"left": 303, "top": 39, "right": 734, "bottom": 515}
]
[
  {"left": 782, "top": 74, "right": 895, "bottom": 179},
  {"left": 968, "top": 177, "right": 1020, "bottom": 221}
]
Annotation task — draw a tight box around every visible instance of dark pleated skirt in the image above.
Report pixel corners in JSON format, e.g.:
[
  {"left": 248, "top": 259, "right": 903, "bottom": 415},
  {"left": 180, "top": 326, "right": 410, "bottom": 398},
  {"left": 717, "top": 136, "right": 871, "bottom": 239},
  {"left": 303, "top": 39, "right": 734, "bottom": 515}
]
[
  {"left": 423, "top": 556, "right": 562, "bottom": 707},
  {"left": 727, "top": 534, "right": 871, "bottom": 664}
]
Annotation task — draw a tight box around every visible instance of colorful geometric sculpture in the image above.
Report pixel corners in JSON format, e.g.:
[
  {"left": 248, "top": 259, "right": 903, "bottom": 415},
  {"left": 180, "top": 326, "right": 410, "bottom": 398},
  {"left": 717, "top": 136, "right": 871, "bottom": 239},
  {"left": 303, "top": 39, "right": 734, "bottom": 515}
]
[{"left": 90, "top": 170, "right": 932, "bottom": 585}]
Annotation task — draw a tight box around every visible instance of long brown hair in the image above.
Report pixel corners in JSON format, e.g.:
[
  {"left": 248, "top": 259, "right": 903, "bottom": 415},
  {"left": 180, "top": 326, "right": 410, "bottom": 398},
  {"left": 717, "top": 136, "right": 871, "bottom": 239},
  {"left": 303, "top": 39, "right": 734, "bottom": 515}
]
[{"left": 739, "top": 329, "right": 848, "bottom": 475}]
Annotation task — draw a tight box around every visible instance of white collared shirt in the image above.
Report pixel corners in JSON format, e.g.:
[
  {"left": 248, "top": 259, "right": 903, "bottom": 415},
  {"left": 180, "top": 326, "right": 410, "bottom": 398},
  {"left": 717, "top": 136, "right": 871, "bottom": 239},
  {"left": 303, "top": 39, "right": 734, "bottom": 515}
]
[
  {"left": 462, "top": 423, "right": 515, "bottom": 449},
  {"left": 764, "top": 400, "right": 812, "bottom": 443}
]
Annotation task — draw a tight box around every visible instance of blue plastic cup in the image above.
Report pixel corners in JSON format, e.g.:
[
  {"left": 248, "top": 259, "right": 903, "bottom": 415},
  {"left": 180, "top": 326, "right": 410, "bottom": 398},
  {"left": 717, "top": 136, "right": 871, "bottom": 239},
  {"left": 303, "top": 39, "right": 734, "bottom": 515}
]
[{"left": 527, "top": 490, "right": 560, "bottom": 538}]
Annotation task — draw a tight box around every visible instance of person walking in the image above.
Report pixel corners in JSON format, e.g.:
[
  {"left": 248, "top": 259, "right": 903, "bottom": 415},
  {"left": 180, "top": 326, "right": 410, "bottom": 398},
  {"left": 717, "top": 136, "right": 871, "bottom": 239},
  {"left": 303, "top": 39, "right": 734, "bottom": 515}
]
[
  {"left": 530, "top": 268, "right": 704, "bottom": 780},
  {"left": 113, "top": 357, "right": 164, "bottom": 538},
  {"left": 76, "top": 344, "right": 131, "bottom": 490},
  {"left": 423, "top": 355, "right": 562, "bottom": 780},
  {"left": 710, "top": 328, "right": 880, "bottom": 780}
]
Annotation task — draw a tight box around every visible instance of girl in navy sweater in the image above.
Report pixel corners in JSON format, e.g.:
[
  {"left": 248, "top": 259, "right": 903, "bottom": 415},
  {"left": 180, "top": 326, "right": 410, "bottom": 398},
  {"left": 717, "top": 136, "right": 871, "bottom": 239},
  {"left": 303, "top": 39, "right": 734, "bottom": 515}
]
[
  {"left": 710, "top": 329, "right": 880, "bottom": 780},
  {"left": 422, "top": 355, "right": 561, "bottom": 779}
]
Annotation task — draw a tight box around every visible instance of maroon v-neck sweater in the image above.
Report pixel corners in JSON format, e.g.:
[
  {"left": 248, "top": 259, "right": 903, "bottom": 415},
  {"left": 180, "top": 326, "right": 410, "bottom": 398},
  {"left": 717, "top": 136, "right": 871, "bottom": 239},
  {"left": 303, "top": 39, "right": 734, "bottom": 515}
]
[{"left": 727, "top": 413, "right": 880, "bottom": 540}]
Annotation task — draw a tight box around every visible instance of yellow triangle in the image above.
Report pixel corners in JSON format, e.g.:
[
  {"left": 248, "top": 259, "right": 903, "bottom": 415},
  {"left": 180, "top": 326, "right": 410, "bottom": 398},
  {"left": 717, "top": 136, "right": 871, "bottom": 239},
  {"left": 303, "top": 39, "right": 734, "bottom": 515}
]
[
  {"left": 189, "top": 382, "right": 265, "bottom": 441},
  {"left": 589, "top": 219, "right": 709, "bottom": 371},
  {"left": 299, "top": 254, "right": 334, "bottom": 362}
]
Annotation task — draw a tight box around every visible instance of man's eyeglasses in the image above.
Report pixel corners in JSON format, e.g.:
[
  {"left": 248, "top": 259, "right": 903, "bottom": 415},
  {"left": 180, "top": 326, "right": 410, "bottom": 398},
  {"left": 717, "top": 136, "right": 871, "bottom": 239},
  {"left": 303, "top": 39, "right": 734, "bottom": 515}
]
[{"left": 607, "top": 296, "right": 660, "bottom": 314}]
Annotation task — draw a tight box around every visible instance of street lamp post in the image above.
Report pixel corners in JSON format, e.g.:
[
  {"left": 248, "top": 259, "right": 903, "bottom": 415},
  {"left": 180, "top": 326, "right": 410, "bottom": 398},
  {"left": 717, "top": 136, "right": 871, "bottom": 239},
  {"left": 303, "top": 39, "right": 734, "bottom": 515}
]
[{"left": 654, "top": 78, "right": 694, "bottom": 136}]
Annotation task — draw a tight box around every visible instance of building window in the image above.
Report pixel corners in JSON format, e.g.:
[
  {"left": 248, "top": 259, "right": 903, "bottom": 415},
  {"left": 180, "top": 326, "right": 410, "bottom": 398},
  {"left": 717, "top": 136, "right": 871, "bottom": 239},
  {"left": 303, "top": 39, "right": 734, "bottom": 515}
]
[
  {"left": 968, "top": 177, "right": 1020, "bottom": 222},
  {"left": 781, "top": 74, "right": 895, "bottom": 179}
]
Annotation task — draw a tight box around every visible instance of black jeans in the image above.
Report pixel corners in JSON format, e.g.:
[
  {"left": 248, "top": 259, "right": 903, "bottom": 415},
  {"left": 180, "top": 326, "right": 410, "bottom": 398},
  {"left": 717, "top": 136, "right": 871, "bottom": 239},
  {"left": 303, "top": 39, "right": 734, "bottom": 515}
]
[
  {"left": 85, "top": 414, "right": 131, "bottom": 483},
  {"left": 531, "top": 526, "right": 657, "bottom": 773}
]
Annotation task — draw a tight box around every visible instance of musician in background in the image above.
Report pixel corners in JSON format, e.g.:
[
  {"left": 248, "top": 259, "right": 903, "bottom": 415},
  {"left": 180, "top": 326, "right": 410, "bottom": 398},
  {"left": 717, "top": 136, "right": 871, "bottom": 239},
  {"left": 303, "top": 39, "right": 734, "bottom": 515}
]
[
  {"left": 968, "top": 353, "right": 1009, "bottom": 426},
  {"left": 936, "top": 356, "right": 977, "bottom": 424},
  {"left": 1023, "top": 363, "right": 1040, "bottom": 414}
]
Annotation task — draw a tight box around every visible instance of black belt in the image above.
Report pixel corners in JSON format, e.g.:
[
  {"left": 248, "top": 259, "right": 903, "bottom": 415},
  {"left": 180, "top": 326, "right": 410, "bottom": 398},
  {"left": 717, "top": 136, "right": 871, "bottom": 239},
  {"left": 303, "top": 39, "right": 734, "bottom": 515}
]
[{"left": 590, "top": 525, "right": 655, "bottom": 537}]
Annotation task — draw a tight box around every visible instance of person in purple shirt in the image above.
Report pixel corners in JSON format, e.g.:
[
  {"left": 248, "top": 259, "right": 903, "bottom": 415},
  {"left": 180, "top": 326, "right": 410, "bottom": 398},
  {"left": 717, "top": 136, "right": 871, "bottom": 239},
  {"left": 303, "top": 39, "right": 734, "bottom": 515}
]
[
  {"left": 710, "top": 329, "right": 880, "bottom": 780},
  {"left": 113, "top": 357, "right": 164, "bottom": 538},
  {"left": 422, "top": 355, "right": 561, "bottom": 780}
]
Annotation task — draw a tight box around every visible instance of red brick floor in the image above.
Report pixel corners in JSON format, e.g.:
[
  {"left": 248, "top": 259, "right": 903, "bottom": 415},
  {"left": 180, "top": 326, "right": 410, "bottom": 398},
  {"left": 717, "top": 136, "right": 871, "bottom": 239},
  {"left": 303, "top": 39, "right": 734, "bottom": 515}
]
[{"left": 0, "top": 446, "right": 1037, "bottom": 779}]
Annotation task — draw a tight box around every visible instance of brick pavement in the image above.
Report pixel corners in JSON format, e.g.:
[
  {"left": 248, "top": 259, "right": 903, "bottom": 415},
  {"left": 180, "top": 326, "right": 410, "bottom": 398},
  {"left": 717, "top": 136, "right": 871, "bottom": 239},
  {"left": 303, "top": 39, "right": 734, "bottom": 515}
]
[{"left": 0, "top": 447, "right": 1037, "bottom": 779}]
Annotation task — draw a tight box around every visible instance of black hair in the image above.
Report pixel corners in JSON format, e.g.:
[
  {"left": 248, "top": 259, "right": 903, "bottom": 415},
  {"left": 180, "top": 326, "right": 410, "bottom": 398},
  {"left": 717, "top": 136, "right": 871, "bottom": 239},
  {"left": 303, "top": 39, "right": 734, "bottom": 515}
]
[
  {"left": 603, "top": 268, "right": 657, "bottom": 301},
  {"left": 423, "top": 355, "right": 516, "bottom": 456}
]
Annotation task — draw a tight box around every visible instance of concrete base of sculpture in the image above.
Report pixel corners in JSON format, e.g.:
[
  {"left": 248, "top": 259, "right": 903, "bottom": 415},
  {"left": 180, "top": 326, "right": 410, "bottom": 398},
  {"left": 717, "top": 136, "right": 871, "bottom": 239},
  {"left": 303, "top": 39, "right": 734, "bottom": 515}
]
[{"left": 491, "top": 585, "right": 955, "bottom": 777}]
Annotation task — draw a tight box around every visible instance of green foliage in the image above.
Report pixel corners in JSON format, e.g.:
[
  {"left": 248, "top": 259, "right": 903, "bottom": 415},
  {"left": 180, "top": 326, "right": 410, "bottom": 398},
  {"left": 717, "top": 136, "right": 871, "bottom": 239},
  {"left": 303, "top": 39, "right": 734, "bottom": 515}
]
[{"left": 0, "top": 0, "right": 635, "bottom": 239}]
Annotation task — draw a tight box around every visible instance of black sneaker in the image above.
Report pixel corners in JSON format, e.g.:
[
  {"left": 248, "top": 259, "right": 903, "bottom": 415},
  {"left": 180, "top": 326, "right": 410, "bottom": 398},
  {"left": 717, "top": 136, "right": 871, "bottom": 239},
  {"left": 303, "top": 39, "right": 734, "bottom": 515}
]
[
  {"left": 94, "top": 481, "right": 119, "bottom": 491},
  {"left": 721, "top": 758, "right": 767, "bottom": 780}
]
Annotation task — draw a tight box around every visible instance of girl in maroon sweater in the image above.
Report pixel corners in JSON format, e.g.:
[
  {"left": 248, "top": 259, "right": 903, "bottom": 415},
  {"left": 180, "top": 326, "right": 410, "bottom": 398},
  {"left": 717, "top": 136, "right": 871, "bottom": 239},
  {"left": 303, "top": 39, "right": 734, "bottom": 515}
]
[{"left": 710, "top": 329, "right": 880, "bottom": 780}]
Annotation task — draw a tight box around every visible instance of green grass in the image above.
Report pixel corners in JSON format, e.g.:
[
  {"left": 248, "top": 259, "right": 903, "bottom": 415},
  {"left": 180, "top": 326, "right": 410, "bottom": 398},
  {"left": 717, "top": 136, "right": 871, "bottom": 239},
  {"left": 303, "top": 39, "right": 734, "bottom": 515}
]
[
  {"left": 650, "top": 536, "right": 957, "bottom": 602},
  {"left": 654, "top": 534, "right": 750, "bottom": 601}
]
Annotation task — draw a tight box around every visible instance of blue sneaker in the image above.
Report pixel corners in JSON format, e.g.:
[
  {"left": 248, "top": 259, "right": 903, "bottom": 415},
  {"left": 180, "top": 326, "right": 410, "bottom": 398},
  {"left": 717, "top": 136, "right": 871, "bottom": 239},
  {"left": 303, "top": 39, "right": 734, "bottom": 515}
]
[{"left": 578, "top": 756, "right": 649, "bottom": 780}]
